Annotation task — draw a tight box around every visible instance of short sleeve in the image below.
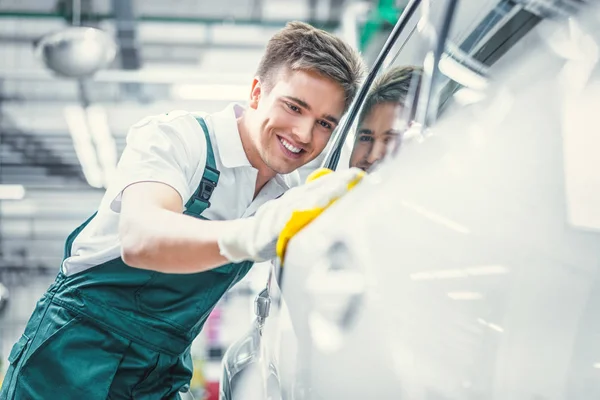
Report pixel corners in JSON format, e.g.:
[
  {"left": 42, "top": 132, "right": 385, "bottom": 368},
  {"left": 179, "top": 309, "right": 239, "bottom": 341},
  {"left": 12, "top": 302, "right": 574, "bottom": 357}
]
[{"left": 109, "top": 111, "right": 207, "bottom": 213}]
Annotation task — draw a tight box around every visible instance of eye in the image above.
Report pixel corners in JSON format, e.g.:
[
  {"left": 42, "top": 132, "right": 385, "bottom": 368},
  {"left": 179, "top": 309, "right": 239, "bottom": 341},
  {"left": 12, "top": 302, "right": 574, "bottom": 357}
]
[
  {"left": 317, "top": 120, "right": 333, "bottom": 130},
  {"left": 285, "top": 102, "right": 301, "bottom": 113},
  {"left": 358, "top": 135, "right": 373, "bottom": 143}
]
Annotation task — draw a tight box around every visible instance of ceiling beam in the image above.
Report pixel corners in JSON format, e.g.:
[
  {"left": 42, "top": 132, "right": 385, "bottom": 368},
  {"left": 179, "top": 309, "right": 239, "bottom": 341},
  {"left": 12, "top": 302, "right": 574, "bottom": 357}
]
[
  {"left": 0, "top": 34, "right": 265, "bottom": 47},
  {"left": 0, "top": 11, "right": 340, "bottom": 29},
  {"left": 111, "top": 0, "right": 142, "bottom": 98},
  {"left": 250, "top": 0, "right": 264, "bottom": 20},
  {"left": 328, "top": 0, "right": 346, "bottom": 23},
  {"left": 0, "top": 127, "right": 85, "bottom": 182}
]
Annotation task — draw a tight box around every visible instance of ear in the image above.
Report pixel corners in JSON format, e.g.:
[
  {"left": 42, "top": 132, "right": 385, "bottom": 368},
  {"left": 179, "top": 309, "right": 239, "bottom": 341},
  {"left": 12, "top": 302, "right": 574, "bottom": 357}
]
[{"left": 249, "top": 78, "right": 262, "bottom": 110}]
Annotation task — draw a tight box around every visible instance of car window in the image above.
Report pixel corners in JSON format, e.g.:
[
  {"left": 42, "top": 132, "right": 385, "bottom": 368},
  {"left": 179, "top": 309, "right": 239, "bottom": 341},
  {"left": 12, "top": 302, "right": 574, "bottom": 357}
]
[{"left": 345, "top": 0, "right": 547, "bottom": 173}]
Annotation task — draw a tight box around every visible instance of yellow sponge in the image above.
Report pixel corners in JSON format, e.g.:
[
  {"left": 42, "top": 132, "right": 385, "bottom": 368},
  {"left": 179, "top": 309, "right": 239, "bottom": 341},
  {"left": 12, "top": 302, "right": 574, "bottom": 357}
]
[{"left": 275, "top": 168, "right": 365, "bottom": 263}]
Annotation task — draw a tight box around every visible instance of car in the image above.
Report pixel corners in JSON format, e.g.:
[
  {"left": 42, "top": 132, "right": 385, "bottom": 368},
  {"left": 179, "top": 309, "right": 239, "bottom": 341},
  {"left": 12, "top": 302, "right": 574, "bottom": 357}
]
[{"left": 221, "top": 1, "right": 600, "bottom": 399}]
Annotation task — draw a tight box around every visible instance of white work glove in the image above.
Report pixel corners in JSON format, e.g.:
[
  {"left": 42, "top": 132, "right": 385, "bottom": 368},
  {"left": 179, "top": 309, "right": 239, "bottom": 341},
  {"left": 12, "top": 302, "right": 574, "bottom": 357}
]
[{"left": 218, "top": 167, "right": 365, "bottom": 263}]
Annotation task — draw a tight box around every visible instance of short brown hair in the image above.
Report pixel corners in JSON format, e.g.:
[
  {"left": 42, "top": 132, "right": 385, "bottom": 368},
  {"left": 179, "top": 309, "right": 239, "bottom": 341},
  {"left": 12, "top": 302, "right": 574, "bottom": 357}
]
[
  {"left": 358, "top": 65, "right": 423, "bottom": 126},
  {"left": 256, "top": 21, "right": 366, "bottom": 110}
]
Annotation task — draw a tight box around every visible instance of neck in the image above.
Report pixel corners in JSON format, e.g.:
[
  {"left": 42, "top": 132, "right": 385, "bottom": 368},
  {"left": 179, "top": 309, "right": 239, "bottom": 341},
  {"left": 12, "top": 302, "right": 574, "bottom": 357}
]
[
  {"left": 237, "top": 113, "right": 277, "bottom": 199},
  {"left": 254, "top": 171, "right": 273, "bottom": 198}
]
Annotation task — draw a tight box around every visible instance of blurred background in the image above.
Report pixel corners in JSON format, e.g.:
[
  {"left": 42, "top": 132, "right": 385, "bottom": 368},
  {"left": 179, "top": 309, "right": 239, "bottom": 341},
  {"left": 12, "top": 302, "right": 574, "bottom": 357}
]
[
  {"left": 3, "top": 1, "right": 599, "bottom": 399},
  {"left": 0, "top": 0, "right": 407, "bottom": 398}
]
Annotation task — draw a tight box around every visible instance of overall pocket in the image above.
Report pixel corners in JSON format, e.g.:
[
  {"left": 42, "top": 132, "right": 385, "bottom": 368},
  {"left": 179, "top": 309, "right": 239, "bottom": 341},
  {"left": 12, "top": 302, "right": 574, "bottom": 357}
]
[
  {"left": 16, "top": 303, "right": 130, "bottom": 400},
  {"left": 0, "top": 334, "right": 31, "bottom": 399}
]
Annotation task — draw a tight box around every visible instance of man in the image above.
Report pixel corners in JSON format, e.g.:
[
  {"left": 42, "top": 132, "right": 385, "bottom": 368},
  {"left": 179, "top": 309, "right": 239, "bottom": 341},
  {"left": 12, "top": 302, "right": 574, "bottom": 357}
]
[
  {"left": 349, "top": 65, "right": 422, "bottom": 171},
  {"left": 1, "top": 22, "right": 365, "bottom": 399}
]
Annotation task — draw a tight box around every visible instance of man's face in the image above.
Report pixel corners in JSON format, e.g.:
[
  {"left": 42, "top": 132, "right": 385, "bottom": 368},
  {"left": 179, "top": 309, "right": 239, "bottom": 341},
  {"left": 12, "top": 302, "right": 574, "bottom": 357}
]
[
  {"left": 349, "top": 102, "right": 401, "bottom": 171},
  {"left": 247, "top": 68, "right": 346, "bottom": 175}
]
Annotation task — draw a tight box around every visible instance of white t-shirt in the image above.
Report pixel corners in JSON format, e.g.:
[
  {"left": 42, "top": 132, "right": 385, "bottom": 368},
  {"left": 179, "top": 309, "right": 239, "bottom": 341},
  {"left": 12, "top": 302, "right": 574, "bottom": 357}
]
[{"left": 62, "top": 103, "right": 300, "bottom": 276}]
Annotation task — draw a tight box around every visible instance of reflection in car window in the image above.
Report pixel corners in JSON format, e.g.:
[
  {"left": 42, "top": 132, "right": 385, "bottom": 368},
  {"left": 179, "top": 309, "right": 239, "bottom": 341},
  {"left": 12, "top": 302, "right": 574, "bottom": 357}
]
[
  {"left": 349, "top": 66, "right": 423, "bottom": 171},
  {"left": 340, "top": 1, "right": 545, "bottom": 174}
]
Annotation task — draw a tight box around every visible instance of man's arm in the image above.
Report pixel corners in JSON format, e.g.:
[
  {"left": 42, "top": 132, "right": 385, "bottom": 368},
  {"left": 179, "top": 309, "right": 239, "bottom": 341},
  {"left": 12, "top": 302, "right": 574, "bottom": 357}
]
[
  {"left": 119, "top": 168, "right": 365, "bottom": 274},
  {"left": 119, "top": 181, "right": 239, "bottom": 273}
]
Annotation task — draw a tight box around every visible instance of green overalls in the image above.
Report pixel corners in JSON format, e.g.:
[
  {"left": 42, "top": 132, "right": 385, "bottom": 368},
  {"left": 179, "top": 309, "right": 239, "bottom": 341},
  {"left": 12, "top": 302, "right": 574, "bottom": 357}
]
[{"left": 0, "top": 118, "right": 253, "bottom": 400}]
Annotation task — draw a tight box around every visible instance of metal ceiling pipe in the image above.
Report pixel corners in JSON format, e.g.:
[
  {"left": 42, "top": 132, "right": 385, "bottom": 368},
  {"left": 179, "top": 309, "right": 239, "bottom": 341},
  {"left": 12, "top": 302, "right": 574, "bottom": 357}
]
[
  {"left": 111, "top": 0, "right": 142, "bottom": 98},
  {"left": 0, "top": 68, "right": 252, "bottom": 84},
  {"left": 0, "top": 11, "right": 340, "bottom": 29}
]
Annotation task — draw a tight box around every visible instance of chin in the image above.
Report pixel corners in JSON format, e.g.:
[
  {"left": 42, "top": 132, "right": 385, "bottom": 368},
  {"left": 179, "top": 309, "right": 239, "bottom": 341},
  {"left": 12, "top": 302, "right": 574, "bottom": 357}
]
[
  {"left": 272, "top": 164, "right": 298, "bottom": 175},
  {"left": 351, "top": 163, "right": 370, "bottom": 172},
  {"left": 270, "top": 159, "right": 304, "bottom": 175}
]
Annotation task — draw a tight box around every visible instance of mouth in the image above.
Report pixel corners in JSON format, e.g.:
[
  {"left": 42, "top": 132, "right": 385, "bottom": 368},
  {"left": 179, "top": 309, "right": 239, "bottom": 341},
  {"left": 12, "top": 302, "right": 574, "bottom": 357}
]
[{"left": 276, "top": 135, "right": 305, "bottom": 159}]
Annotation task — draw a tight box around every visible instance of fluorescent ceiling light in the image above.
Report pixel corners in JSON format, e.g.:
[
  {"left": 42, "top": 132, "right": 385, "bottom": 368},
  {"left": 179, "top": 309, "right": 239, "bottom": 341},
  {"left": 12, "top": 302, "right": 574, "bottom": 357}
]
[
  {"left": 0, "top": 199, "right": 36, "bottom": 215},
  {"left": 477, "top": 318, "right": 504, "bottom": 333},
  {"left": 465, "top": 265, "right": 509, "bottom": 276},
  {"left": 416, "top": 1, "right": 432, "bottom": 34},
  {"left": 399, "top": 200, "right": 471, "bottom": 234},
  {"left": 86, "top": 105, "right": 118, "bottom": 187},
  {"left": 447, "top": 291, "right": 483, "bottom": 300},
  {"left": 64, "top": 105, "right": 104, "bottom": 188},
  {"left": 98, "top": 69, "right": 251, "bottom": 84},
  {"left": 454, "top": 88, "right": 487, "bottom": 105},
  {"left": 439, "top": 55, "right": 489, "bottom": 91},
  {"left": 0, "top": 184, "right": 25, "bottom": 200},
  {"left": 0, "top": 68, "right": 253, "bottom": 85},
  {"left": 410, "top": 265, "right": 509, "bottom": 281},
  {"left": 410, "top": 270, "right": 467, "bottom": 280},
  {"left": 171, "top": 84, "right": 249, "bottom": 101},
  {"left": 593, "top": 363, "right": 600, "bottom": 369}
]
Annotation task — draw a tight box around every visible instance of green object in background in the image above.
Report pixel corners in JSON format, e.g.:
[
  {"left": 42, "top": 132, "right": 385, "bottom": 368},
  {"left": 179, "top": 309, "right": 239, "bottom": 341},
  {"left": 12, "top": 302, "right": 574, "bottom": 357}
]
[{"left": 359, "top": 0, "right": 405, "bottom": 51}]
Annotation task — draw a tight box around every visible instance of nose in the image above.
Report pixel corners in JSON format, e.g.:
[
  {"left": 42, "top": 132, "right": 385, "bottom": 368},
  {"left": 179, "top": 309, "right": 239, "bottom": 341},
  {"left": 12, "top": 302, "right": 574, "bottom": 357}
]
[
  {"left": 291, "top": 117, "right": 314, "bottom": 145},
  {"left": 366, "top": 138, "right": 387, "bottom": 164}
]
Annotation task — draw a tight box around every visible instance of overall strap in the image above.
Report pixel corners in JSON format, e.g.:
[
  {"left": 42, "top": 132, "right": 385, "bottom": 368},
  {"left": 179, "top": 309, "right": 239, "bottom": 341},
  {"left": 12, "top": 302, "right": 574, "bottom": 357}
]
[
  {"left": 184, "top": 117, "right": 220, "bottom": 217},
  {"left": 63, "top": 212, "right": 97, "bottom": 259}
]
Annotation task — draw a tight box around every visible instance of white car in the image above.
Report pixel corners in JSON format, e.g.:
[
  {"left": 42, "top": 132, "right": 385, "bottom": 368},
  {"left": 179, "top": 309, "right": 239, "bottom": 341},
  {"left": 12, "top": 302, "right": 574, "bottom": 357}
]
[{"left": 222, "top": 1, "right": 600, "bottom": 399}]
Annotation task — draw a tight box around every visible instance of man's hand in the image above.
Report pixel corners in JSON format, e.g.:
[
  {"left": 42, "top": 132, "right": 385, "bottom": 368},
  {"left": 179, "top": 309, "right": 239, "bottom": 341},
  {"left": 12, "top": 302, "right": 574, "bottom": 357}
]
[{"left": 217, "top": 167, "right": 365, "bottom": 263}]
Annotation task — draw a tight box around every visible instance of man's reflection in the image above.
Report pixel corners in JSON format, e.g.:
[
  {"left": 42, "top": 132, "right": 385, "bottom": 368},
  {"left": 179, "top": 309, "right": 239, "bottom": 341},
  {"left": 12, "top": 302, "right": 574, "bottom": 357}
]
[{"left": 349, "top": 66, "right": 422, "bottom": 171}]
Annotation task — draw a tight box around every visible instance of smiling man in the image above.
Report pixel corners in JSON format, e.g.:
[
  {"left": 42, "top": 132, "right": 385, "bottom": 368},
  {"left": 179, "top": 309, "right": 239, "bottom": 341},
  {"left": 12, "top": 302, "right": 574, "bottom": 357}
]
[
  {"left": 243, "top": 62, "right": 347, "bottom": 192},
  {"left": 1, "top": 22, "right": 365, "bottom": 400},
  {"left": 350, "top": 65, "right": 422, "bottom": 171}
]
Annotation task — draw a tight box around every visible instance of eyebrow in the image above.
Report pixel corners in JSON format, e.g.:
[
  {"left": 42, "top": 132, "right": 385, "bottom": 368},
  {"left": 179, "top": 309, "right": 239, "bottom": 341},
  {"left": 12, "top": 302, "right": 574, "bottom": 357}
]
[
  {"left": 357, "top": 129, "right": 401, "bottom": 136},
  {"left": 283, "top": 96, "right": 340, "bottom": 125}
]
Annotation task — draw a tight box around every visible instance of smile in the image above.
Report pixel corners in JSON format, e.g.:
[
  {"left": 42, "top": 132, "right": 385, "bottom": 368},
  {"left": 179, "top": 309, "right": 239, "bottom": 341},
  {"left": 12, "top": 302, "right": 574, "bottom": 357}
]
[{"left": 277, "top": 136, "right": 302, "bottom": 154}]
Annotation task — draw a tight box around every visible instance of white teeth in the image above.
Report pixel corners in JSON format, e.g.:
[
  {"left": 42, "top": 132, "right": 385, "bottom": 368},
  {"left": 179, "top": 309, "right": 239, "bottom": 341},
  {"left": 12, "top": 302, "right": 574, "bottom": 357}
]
[{"left": 279, "top": 137, "right": 302, "bottom": 154}]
